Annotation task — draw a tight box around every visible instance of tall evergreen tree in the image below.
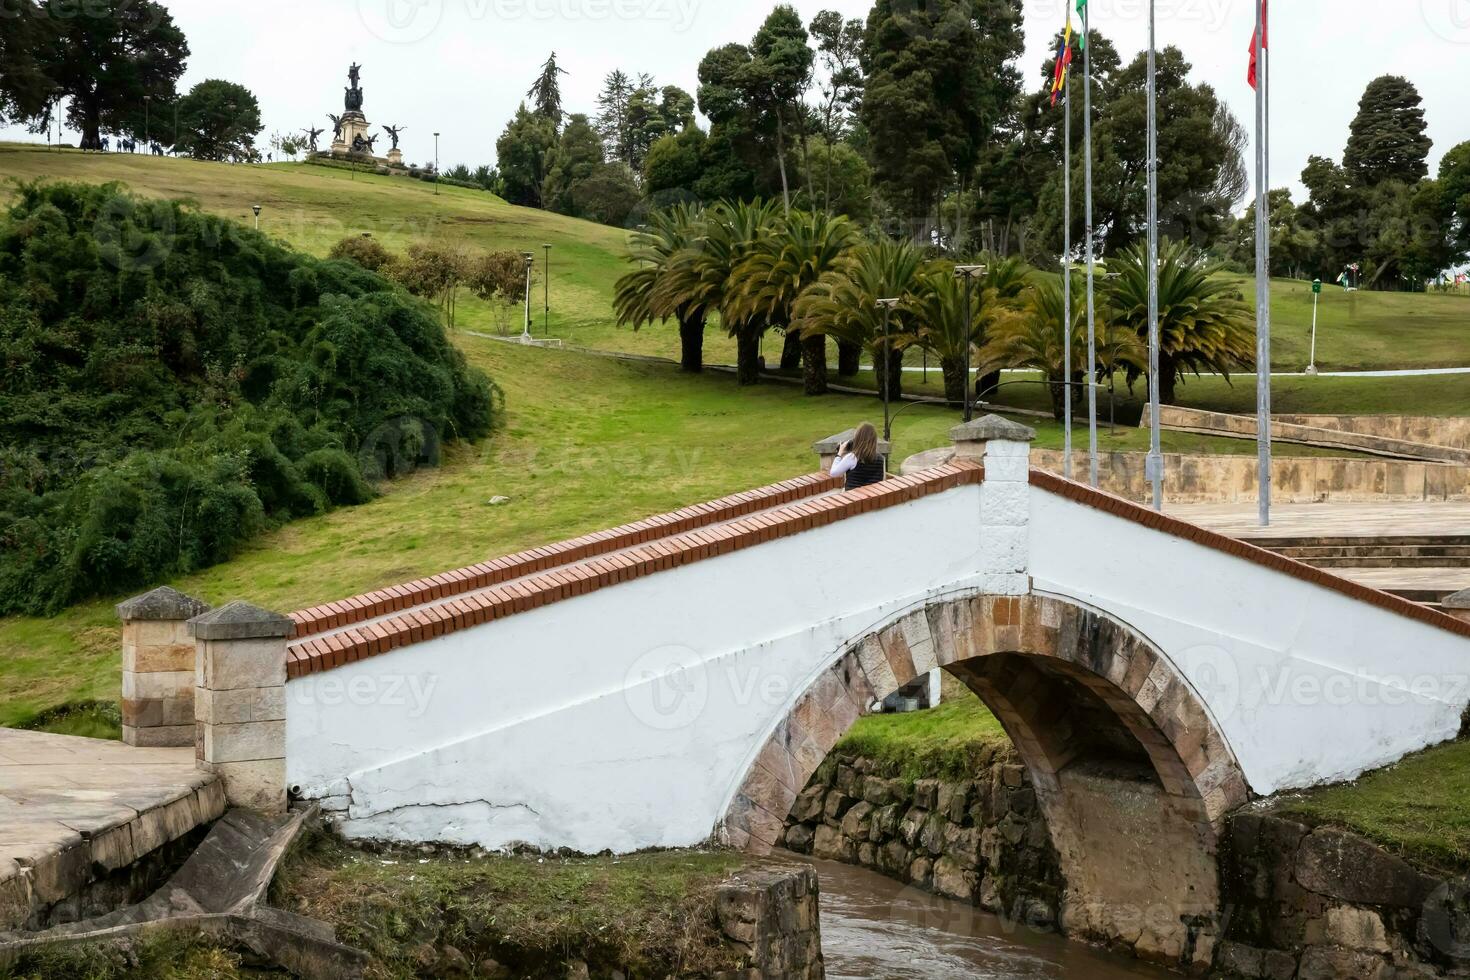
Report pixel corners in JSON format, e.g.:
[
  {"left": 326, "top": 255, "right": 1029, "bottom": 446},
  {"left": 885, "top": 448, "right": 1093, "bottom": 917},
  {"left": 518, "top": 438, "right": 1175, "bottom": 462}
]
[
  {"left": 748, "top": 5, "right": 815, "bottom": 214},
  {"left": 0, "top": 0, "right": 52, "bottom": 127},
  {"left": 596, "top": 70, "right": 635, "bottom": 163},
  {"left": 496, "top": 104, "right": 558, "bottom": 207},
  {"left": 809, "top": 10, "right": 865, "bottom": 216},
  {"left": 172, "top": 80, "right": 263, "bottom": 161},
  {"left": 861, "top": 0, "right": 1024, "bottom": 239},
  {"left": 40, "top": 0, "right": 189, "bottom": 148},
  {"left": 526, "top": 52, "right": 568, "bottom": 127},
  {"left": 1344, "top": 76, "right": 1432, "bottom": 186}
]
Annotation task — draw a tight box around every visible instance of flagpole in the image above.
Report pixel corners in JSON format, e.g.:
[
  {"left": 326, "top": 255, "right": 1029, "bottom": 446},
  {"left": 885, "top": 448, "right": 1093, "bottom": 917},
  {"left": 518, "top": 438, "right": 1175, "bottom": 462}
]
[
  {"left": 1082, "top": 0, "right": 1098, "bottom": 488},
  {"left": 1146, "top": 0, "right": 1163, "bottom": 512},
  {"left": 1254, "top": 0, "right": 1272, "bottom": 526},
  {"left": 1063, "top": 57, "right": 1073, "bottom": 480}
]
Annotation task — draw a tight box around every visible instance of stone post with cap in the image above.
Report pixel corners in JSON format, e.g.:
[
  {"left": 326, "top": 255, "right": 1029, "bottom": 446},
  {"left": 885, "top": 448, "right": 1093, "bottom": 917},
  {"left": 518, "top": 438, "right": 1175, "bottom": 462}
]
[
  {"left": 1445, "top": 589, "right": 1470, "bottom": 627},
  {"left": 951, "top": 414, "right": 1037, "bottom": 596},
  {"left": 188, "top": 600, "right": 293, "bottom": 813},
  {"left": 117, "top": 586, "right": 211, "bottom": 747}
]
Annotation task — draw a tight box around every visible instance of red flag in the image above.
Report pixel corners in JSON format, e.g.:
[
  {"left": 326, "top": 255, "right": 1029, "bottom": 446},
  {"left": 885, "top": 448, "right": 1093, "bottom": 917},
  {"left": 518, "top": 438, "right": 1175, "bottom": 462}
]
[{"left": 1248, "top": 0, "right": 1269, "bottom": 89}]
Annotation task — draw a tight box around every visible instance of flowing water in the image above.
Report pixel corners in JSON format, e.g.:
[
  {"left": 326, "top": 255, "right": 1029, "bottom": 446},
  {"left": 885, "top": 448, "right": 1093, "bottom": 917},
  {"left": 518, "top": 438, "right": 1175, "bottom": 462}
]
[{"left": 804, "top": 856, "right": 1180, "bottom": 979}]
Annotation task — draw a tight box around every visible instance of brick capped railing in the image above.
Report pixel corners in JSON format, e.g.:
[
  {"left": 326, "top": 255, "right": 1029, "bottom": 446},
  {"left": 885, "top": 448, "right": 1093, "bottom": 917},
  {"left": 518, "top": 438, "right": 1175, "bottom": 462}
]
[{"left": 288, "top": 471, "right": 845, "bottom": 641}]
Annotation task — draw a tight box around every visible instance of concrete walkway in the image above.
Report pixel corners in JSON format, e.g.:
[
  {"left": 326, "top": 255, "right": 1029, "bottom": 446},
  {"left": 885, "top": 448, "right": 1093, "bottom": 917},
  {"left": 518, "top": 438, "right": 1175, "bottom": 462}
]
[{"left": 0, "top": 730, "right": 223, "bottom": 931}]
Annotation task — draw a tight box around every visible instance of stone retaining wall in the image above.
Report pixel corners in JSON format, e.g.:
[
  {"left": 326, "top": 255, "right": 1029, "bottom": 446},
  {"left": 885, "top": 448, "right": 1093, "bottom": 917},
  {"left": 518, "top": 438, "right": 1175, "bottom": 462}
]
[
  {"left": 1145, "top": 406, "right": 1470, "bottom": 465},
  {"left": 1274, "top": 416, "right": 1470, "bottom": 451},
  {"left": 1217, "top": 810, "right": 1469, "bottom": 979},
  {"left": 714, "top": 864, "right": 825, "bottom": 979},
  {"left": 780, "top": 747, "right": 1064, "bottom": 929},
  {"left": 1030, "top": 450, "right": 1470, "bottom": 504}
]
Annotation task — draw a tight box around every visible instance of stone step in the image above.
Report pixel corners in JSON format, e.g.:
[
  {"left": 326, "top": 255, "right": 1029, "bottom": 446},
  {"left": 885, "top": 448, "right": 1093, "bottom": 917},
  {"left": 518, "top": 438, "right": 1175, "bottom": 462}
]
[
  {"left": 1275, "top": 545, "right": 1470, "bottom": 559},
  {"left": 1296, "top": 557, "right": 1470, "bottom": 569},
  {"left": 1251, "top": 535, "right": 1470, "bottom": 550}
]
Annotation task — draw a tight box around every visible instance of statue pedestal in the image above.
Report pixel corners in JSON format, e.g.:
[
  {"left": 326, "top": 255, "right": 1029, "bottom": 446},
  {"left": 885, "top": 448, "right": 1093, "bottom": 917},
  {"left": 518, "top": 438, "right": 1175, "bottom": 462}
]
[
  {"left": 387, "top": 148, "right": 403, "bottom": 168},
  {"left": 339, "top": 112, "right": 370, "bottom": 153}
]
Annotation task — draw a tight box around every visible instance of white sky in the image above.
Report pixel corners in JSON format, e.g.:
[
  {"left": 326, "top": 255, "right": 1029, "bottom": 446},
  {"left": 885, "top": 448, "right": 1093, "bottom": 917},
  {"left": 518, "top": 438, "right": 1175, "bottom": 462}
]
[{"left": 5, "top": 0, "right": 1468, "bottom": 210}]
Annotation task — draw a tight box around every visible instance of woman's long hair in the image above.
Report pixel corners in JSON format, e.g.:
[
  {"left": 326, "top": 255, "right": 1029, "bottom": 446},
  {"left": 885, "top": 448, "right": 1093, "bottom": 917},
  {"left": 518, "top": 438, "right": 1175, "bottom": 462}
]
[{"left": 852, "top": 422, "right": 880, "bottom": 464}]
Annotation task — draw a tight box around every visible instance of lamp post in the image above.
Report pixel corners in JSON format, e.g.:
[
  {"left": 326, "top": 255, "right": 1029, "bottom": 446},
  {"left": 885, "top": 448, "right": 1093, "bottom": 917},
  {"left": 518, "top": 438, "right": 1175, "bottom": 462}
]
[
  {"left": 1306, "top": 279, "right": 1322, "bottom": 375},
  {"left": 251, "top": 204, "right": 261, "bottom": 231},
  {"left": 521, "top": 252, "right": 535, "bottom": 342},
  {"left": 876, "top": 298, "right": 901, "bottom": 441},
  {"left": 542, "top": 243, "right": 552, "bottom": 337},
  {"left": 433, "top": 132, "right": 440, "bottom": 196},
  {"left": 144, "top": 95, "right": 151, "bottom": 149},
  {"left": 952, "top": 265, "right": 988, "bottom": 423}
]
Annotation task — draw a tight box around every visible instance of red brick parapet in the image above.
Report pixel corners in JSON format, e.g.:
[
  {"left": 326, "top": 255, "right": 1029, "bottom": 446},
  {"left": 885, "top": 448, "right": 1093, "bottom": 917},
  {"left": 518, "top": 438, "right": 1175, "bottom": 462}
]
[
  {"left": 285, "top": 464, "right": 983, "bottom": 678},
  {"left": 288, "top": 471, "right": 847, "bottom": 641}
]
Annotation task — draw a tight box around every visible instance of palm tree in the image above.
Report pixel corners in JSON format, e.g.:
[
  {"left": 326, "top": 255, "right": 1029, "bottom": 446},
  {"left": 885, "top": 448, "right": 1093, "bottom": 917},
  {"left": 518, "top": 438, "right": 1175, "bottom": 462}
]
[
  {"left": 728, "top": 210, "right": 860, "bottom": 395},
  {"left": 613, "top": 204, "right": 707, "bottom": 372},
  {"left": 907, "top": 264, "right": 1020, "bottom": 407},
  {"left": 974, "top": 254, "right": 1033, "bottom": 400},
  {"left": 792, "top": 238, "right": 924, "bottom": 402},
  {"left": 653, "top": 200, "right": 780, "bottom": 385},
  {"left": 1108, "top": 239, "right": 1254, "bottom": 404}
]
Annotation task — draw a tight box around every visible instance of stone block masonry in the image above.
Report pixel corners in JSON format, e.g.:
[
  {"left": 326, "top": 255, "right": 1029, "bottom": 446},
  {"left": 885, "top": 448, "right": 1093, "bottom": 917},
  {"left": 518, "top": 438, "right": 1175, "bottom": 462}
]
[
  {"left": 189, "top": 601, "right": 293, "bottom": 814},
  {"left": 117, "top": 586, "right": 211, "bottom": 747},
  {"left": 781, "top": 748, "right": 1065, "bottom": 931},
  {"left": 714, "top": 863, "right": 825, "bottom": 979}
]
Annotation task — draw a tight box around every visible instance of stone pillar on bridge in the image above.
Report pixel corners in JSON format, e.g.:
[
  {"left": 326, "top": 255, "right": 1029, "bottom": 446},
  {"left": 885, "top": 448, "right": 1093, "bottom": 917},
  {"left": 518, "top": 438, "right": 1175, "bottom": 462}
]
[
  {"left": 813, "top": 429, "right": 892, "bottom": 476},
  {"left": 952, "top": 414, "right": 1037, "bottom": 596},
  {"left": 188, "top": 601, "right": 292, "bottom": 814},
  {"left": 117, "top": 586, "right": 211, "bottom": 747},
  {"left": 1445, "top": 589, "right": 1470, "bottom": 626}
]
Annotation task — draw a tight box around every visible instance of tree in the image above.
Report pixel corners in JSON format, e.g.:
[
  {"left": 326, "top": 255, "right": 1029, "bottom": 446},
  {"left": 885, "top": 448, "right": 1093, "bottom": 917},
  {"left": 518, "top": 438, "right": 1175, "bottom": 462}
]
[
  {"left": 1440, "top": 142, "right": 1470, "bottom": 263},
  {"left": 391, "top": 243, "right": 472, "bottom": 328},
  {"left": 797, "top": 142, "right": 873, "bottom": 225},
  {"left": 695, "top": 44, "right": 769, "bottom": 203},
  {"left": 173, "top": 80, "right": 263, "bottom": 162},
  {"left": 565, "top": 164, "right": 642, "bottom": 227},
  {"left": 656, "top": 200, "right": 781, "bottom": 384},
  {"left": 728, "top": 210, "right": 859, "bottom": 394},
  {"left": 862, "top": 0, "right": 1024, "bottom": 240},
  {"left": 615, "top": 205, "right": 708, "bottom": 371},
  {"left": 644, "top": 126, "right": 708, "bottom": 196},
  {"left": 1224, "top": 189, "right": 1319, "bottom": 280},
  {"left": 542, "top": 114, "right": 606, "bottom": 214},
  {"left": 808, "top": 10, "right": 865, "bottom": 216},
  {"left": 41, "top": 0, "right": 189, "bottom": 148},
  {"left": 905, "top": 266, "right": 1014, "bottom": 406},
  {"left": 1344, "top": 76, "right": 1432, "bottom": 187},
  {"left": 0, "top": 0, "right": 52, "bottom": 127},
  {"left": 496, "top": 104, "right": 557, "bottom": 207},
  {"left": 1108, "top": 239, "right": 1253, "bottom": 404},
  {"left": 527, "top": 51, "right": 568, "bottom": 126},
  {"left": 793, "top": 238, "right": 924, "bottom": 400},
  {"left": 329, "top": 235, "right": 395, "bottom": 273},
  {"left": 596, "top": 69, "right": 636, "bottom": 162},
  {"left": 747, "top": 6, "right": 815, "bottom": 214}
]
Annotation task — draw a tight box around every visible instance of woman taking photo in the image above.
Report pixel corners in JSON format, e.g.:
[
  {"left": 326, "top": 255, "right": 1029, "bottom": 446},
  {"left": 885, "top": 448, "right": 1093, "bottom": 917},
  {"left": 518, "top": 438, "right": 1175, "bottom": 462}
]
[{"left": 830, "top": 422, "right": 886, "bottom": 490}]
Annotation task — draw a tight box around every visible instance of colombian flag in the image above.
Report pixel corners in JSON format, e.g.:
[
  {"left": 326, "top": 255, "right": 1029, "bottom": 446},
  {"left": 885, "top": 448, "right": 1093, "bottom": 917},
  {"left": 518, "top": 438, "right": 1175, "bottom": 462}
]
[
  {"left": 1051, "top": 18, "right": 1074, "bottom": 107},
  {"left": 1248, "top": 0, "right": 1268, "bottom": 89}
]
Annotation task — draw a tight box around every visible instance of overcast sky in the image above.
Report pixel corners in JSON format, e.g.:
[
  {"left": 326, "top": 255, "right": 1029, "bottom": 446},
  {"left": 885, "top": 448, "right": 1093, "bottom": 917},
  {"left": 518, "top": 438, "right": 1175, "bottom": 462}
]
[{"left": 6, "top": 0, "right": 1469, "bottom": 211}]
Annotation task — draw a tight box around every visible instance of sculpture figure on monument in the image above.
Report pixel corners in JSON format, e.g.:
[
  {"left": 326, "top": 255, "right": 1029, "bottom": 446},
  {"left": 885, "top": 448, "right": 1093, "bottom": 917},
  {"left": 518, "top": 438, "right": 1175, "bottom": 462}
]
[
  {"left": 344, "top": 62, "right": 364, "bottom": 113},
  {"left": 304, "top": 125, "right": 325, "bottom": 152},
  {"left": 362, "top": 133, "right": 378, "bottom": 153},
  {"left": 384, "top": 124, "right": 405, "bottom": 150},
  {"left": 351, "top": 133, "right": 366, "bottom": 154},
  {"left": 328, "top": 114, "right": 343, "bottom": 141}
]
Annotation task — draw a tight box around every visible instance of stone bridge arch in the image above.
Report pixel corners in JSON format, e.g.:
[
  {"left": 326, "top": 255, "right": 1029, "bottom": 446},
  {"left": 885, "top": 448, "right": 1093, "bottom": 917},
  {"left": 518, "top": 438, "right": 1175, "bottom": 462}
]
[{"left": 721, "top": 591, "right": 1249, "bottom": 969}]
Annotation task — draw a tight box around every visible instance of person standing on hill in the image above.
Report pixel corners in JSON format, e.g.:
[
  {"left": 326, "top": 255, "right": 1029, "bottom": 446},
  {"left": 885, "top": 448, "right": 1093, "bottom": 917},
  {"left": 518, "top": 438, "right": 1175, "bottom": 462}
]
[{"left": 830, "top": 422, "right": 886, "bottom": 490}]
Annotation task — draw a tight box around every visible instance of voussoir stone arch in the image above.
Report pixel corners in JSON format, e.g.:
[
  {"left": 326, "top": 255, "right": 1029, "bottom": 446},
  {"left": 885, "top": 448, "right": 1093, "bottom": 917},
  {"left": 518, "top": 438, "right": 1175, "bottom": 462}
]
[{"left": 722, "top": 591, "right": 1247, "bottom": 851}]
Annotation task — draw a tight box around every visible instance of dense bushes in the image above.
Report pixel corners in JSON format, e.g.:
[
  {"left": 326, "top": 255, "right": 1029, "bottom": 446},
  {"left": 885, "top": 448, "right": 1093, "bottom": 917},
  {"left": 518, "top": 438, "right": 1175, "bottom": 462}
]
[{"left": 0, "top": 182, "right": 497, "bottom": 614}]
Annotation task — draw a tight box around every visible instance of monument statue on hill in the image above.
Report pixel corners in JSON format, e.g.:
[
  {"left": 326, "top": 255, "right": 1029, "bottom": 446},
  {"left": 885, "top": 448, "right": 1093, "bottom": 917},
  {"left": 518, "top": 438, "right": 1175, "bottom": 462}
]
[
  {"left": 304, "top": 125, "right": 325, "bottom": 152},
  {"left": 384, "top": 124, "right": 405, "bottom": 150},
  {"left": 344, "top": 61, "right": 364, "bottom": 112}
]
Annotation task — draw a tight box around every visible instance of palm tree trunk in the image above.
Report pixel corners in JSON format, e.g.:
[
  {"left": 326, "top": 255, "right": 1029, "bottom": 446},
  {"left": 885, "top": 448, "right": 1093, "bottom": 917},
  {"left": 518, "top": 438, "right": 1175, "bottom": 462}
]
[
  {"left": 780, "top": 330, "right": 803, "bottom": 372},
  {"left": 737, "top": 332, "right": 762, "bottom": 386},
  {"left": 802, "top": 334, "right": 828, "bottom": 395},
  {"left": 678, "top": 316, "right": 705, "bottom": 373},
  {"left": 1157, "top": 353, "right": 1179, "bottom": 405},
  {"left": 977, "top": 370, "right": 1002, "bottom": 405},
  {"left": 837, "top": 340, "right": 861, "bottom": 378},
  {"left": 1047, "top": 372, "right": 1067, "bottom": 421},
  {"left": 941, "top": 356, "right": 967, "bottom": 406}
]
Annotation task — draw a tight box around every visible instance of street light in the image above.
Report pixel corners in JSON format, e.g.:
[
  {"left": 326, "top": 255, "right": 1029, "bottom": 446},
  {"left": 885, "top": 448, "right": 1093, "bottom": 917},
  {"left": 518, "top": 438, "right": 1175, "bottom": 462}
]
[
  {"left": 876, "top": 298, "right": 901, "bottom": 441},
  {"left": 143, "top": 95, "right": 151, "bottom": 149},
  {"left": 952, "top": 265, "right": 988, "bottom": 423},
  {"left": 251, "top": 204, "right": 261, "bottom": 231},
  {"left": 521, "top": 252, "right": 535, "bottom": 342},
  {"left": 542, "top": 243, "right": 552, "bottom": 337},
  {"left": 433, "top": 132, "right": 440, "bottom": 196}
]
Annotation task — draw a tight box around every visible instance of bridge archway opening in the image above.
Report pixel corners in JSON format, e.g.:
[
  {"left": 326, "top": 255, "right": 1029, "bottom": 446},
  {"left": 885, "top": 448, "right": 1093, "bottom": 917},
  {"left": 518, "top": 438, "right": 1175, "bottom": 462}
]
[{"left": 723, "top": 593, "right": 1249, "bottom": 970}]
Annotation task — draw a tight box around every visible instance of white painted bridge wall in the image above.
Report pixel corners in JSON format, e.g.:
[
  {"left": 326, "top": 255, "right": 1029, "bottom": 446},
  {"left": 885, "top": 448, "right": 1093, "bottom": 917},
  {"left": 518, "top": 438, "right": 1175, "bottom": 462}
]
[{"left": 285, "top": 478, "right": 1470, "bottom": 853}]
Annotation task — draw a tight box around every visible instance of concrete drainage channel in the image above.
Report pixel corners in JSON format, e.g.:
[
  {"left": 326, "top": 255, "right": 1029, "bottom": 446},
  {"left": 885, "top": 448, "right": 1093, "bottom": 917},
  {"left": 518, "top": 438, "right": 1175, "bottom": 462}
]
[{"left": 0, "top": 805, "right": 371, "bottom": 979}]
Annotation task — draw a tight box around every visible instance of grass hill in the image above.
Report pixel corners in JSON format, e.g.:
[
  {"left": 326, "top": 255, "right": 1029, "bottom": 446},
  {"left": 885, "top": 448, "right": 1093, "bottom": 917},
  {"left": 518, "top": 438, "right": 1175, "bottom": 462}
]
[
  {"left": 3, "top": 143, "right": 1467, "bottom": 372},
  {"left": 0, "top": 143, "right": 1467, "bottom": 733}
]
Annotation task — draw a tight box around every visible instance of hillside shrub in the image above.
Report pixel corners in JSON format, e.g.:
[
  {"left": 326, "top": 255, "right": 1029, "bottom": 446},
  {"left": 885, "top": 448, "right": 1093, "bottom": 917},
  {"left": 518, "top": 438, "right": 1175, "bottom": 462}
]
[{"left": 0, "top": 182, "right": 497, "bottom": 614}]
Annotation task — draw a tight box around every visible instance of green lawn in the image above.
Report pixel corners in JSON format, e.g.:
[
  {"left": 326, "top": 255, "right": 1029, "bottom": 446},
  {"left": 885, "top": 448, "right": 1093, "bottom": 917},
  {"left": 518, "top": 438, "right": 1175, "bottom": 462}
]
[
  {"left": 835, "top": 684, "right": 1012, "bottom": 784},
  {"left": 1275, "top": 740, "right": 1470, "bottom": 876}
]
